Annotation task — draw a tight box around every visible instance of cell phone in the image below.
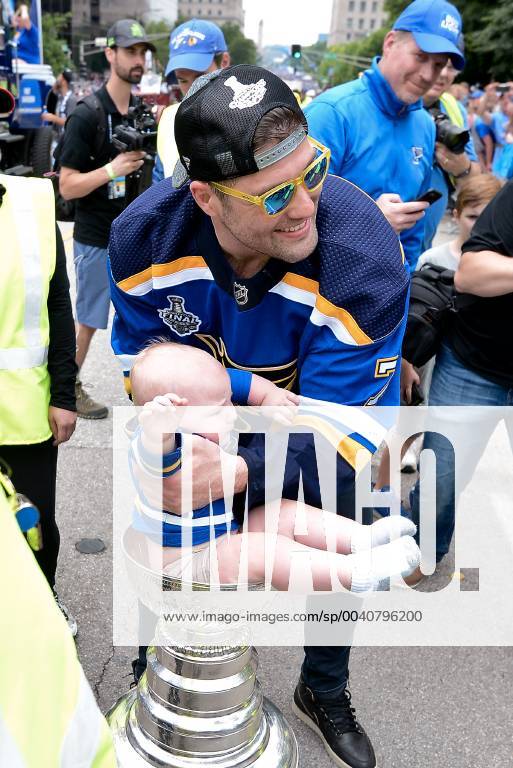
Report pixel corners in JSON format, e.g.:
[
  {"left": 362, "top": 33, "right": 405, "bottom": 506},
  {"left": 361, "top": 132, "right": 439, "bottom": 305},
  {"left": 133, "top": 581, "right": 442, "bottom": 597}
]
[
  {"left": 496, "top": 84, "right": 510, "bottom": 95},
  {"left": 409, "top": 382, "right": 424, "bottom": 406},
  {"left": 414, "top": 188, "right": 443, "bottom": 205}
]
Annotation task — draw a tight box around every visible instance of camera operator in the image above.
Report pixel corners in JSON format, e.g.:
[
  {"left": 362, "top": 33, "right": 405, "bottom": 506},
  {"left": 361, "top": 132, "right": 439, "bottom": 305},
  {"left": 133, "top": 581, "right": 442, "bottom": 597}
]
[
  {"left": 59, "top": 20, "right": 155, "bottom": 419},
  {"left": 422, "top": 57, "right": 480, "bottom": 250}
]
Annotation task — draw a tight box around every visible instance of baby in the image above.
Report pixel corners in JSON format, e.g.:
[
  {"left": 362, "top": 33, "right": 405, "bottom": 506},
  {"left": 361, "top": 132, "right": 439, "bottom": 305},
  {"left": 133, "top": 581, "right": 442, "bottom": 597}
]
[{"left": 129, "top": 342, "right": 420, "bottom": 593}]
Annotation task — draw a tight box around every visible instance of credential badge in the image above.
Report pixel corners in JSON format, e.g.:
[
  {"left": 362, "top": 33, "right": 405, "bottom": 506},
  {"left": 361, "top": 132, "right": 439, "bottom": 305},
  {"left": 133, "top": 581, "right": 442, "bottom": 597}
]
[
  {"left": 233, "top": 282, "right": 249, "bottom": 306},
  {"left": 225, "top": 76, "right": 267, "bottom": 110},
  {"left": 158, "top": 295, "right": 201, "bottom": 337}
]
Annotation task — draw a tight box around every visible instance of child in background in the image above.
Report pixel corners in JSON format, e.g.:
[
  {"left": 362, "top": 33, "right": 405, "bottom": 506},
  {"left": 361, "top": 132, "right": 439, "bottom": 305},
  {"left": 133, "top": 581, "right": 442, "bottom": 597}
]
[{"left": 129, "top": 341, "right": 420, "bottom": 594}]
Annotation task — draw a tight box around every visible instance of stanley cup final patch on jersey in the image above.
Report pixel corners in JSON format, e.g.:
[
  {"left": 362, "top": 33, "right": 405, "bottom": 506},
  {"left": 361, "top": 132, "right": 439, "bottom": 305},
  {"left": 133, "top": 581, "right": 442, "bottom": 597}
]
[{"left": 158, "top": 295, "right": 201, "bottom": 337}]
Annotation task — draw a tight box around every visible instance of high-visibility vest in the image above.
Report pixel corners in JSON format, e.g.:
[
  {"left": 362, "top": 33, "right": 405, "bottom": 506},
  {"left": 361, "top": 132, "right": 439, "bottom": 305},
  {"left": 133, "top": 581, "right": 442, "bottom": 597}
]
[
  {"left": 156, "top": 102, "right": 180, "bottom": 179},
  {"left": 440, "top": 92, "right": 465, "bottom": 128},
  {"left": 0, "top": 480, "right": 117, "bottom": 768},
  {"left": 0, "top": 175, "right": 56, "bottom": 445}
]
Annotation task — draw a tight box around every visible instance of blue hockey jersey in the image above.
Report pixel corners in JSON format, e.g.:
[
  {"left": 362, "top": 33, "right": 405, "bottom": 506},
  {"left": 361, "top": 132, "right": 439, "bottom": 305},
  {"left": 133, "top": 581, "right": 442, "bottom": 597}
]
[{"left": 109, "top": 174, "right": 409, "bottom": 472}]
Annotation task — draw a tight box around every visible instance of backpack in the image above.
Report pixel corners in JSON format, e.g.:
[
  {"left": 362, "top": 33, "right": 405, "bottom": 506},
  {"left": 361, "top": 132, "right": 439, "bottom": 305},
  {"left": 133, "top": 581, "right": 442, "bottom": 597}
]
[
  {"left": 52, "top": 93, "right": 107, "bottom": 222},
  {"left": 402, "top": 262, "right": 475, "bottom": 367}
]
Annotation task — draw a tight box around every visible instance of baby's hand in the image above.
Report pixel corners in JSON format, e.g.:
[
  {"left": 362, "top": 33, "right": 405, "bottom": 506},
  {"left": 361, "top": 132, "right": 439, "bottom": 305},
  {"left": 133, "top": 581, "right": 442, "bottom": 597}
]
[
  {"left": 260, "top": 388, "right": 299, "bottom": 407},
  {"left": 138, "top": 393, "right": 187, "bottom": 447},
  {"left": 261, "top": 387, "right": 299, "bottom": 427}
]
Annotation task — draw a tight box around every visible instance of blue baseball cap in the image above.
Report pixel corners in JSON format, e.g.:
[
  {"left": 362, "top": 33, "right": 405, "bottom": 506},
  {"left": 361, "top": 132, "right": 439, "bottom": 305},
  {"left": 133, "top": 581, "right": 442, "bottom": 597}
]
[
  {"left": 165, "top": 19, "right": 228, "bottom": 78},
  {"left": 393, "top": 0, "right": 465, "bottom": 71}
]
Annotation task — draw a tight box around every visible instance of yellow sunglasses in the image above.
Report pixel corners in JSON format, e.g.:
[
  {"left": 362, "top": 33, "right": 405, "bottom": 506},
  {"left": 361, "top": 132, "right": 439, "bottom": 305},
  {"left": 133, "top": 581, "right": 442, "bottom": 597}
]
[{"left": 210, "top": 137, "right": 331, "bottom": 217}]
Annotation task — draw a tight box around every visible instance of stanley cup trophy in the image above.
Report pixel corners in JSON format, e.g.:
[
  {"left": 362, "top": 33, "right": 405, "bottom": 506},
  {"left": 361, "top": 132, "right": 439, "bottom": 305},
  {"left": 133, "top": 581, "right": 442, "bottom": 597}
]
[{"left": 106, "top": 525, "right": 299, "bottom": 768}]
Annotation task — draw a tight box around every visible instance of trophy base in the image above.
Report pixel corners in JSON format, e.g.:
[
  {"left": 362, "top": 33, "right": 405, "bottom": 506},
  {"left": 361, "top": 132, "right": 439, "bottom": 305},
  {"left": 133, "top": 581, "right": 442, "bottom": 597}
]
[{"left": 107, "top": 688, "right": 298, "bottom": 768}]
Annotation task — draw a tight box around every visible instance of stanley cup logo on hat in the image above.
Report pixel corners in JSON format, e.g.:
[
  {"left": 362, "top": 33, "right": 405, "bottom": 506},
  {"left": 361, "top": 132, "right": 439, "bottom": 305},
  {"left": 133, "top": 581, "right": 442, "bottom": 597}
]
[
  {"left": 440, "top": 13, "right": 460, "bottom": 35},
  {"left": 225, "top": 76, "right": 267, "bottom": 110}
]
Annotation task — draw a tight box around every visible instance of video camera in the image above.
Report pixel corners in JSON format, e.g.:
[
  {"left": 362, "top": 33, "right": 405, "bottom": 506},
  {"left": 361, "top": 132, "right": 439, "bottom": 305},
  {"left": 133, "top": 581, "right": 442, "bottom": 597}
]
[
  {"left": 112, "top": 101, "right": 157, "bottom": 155},
  {"left": 428, "top": 106, "right": 470, "bottom": 155}
]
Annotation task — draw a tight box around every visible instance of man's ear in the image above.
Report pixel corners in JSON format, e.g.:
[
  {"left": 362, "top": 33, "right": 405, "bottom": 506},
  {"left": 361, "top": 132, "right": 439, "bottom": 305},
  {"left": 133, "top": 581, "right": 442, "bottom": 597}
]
[
  {"left": 220, "top": 52, "right": 231, "bottom": 69},
  {"left": 104, "top": 47, "right": 115, "bottom": 66},
  {"left": 190, "top": 181, "right": 220, "bottom": 216},
  {"left": 382, "top": 30, "right": 396, "bottom": 58}
]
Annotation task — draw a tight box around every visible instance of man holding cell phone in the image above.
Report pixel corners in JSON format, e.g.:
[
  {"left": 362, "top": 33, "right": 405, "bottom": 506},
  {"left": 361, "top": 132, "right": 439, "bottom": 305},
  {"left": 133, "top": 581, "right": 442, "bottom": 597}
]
[{"left": 305, "top": 0, "right": 466, "bottom": 271}]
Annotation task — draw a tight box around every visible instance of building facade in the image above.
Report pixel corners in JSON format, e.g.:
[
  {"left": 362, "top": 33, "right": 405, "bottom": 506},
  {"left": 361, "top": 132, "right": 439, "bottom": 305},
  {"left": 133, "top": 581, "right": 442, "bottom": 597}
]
[
  {"left": 71, "top": 0, "right": 177, "bottom": 63},
  {"left": 329, "top": 0, "right": 387, "bottom": 45},
  {"left": 177, "top": 0, "right": 243, "bottom": 28}
]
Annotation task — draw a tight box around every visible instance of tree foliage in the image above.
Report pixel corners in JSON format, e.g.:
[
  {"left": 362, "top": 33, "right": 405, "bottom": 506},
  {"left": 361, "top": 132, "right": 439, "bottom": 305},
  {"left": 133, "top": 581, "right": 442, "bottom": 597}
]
[
  {"left": 221, "top": 23, "right": 258, "bottom": 66},
  {"left": 145, "top": 19, "right": 172, "bottom": 74},
  {"left": 42, "top": 12, "right": 71, "bottom": 75},
  {"left": 319, "top": 27, "right": 387, "bottom": 86}
]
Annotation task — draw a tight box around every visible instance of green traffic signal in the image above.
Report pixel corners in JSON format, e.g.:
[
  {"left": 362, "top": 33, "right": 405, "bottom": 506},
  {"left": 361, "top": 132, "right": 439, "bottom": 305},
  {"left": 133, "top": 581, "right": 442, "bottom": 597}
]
[{"left": 291, "top": 44, "right": 302, "bottom": 60}]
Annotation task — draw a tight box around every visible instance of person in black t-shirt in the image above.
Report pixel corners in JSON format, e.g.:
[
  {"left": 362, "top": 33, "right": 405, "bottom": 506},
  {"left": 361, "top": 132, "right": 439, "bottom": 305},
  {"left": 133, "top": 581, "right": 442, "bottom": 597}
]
[
  {"left": 59, "top": 19, "right": 155, "bottom": 419},
  {"left": 409, "top": 179, "right": 511, "bottom": 571}
]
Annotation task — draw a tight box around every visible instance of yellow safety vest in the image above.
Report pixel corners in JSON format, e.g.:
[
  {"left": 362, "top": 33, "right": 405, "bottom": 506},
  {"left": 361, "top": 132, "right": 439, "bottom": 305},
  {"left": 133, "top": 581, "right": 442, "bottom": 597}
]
[
  {"left": 440, "top": 92, "right": 465, "bottom": 128},
  {"left": 156, "top": 102, "right": 180, "bottom": 179},
  {"left": 0, "top": 479, "right": 117, "bottom": 767},
  {"left": 0, "top": 175, "right": 56, "bottom": 445}
]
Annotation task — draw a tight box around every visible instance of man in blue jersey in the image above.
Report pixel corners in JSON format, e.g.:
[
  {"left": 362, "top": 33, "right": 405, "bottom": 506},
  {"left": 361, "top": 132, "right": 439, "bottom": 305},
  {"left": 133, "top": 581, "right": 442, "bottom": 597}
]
[
  {"left": 305, "top": 0, "right": 466, "bottom": 271},
  {"left": 109, "top": 65, "right": 410, "bottom": 768}
]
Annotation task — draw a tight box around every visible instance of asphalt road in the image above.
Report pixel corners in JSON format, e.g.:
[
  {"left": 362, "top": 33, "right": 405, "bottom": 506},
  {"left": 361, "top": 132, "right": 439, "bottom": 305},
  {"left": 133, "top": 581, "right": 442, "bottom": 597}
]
[{"left": 56, "top": 220, "right": 513, "bottom": 768}]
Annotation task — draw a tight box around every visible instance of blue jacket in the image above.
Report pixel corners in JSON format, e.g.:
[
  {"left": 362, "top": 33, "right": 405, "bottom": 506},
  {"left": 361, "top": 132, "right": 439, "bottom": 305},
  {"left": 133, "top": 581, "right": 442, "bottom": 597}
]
[{"left": 305, "top": 58, "right": 435, "bottom": 271}]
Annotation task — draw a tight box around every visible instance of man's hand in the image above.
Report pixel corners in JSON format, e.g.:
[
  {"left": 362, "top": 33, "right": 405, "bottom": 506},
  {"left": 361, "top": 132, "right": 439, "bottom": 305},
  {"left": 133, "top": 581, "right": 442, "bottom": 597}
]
[
  {"left": 376, "top": 193, "right": 428, "bottom": 233},
  {"left": 110, "top": 151, "right": 146, "bottom": 177},
  {"left": 48, "top": 406, "right": 77, "bottom": 446},
  {"left": 435, "top": 143, "right": 471, "bottom": 178},
  {"left": 400, "top": 359, "right": 420, "bottom": 404},
  {"left": 42, "top": 111, "right": 56, "bottom": 123}
]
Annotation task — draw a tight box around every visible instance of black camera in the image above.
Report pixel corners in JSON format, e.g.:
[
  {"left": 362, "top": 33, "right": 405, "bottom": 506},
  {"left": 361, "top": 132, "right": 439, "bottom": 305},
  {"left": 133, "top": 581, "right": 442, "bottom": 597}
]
[
  {"left": 428, "top": 107, "right": 470, "bottom": 155},
  {"left": 112, "top": 101, "right": 158, "bottom": 155}
]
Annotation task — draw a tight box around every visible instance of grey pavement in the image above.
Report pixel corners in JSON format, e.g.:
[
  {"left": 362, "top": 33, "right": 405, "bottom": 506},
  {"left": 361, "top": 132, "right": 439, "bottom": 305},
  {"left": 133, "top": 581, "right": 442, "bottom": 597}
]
[{"left": 56, "top": 221, "right": 513, "bottom": 768}]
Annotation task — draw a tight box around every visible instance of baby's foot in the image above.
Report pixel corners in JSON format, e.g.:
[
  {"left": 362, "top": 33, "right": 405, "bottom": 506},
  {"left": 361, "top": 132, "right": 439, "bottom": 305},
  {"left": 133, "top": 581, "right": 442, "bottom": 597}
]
[
  {"left": 349, "top": 536, "right": 421, "bottom": 593},
  {"left": 351, "top": 515, "right": 417, "bottom": 553}
]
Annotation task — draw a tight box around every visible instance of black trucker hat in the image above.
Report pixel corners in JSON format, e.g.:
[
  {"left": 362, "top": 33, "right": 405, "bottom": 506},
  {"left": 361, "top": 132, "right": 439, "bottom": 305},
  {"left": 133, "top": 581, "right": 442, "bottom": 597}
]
[
  {"left": 106, "top": 19, "right": 156, "bottom": 52},
  {"left": 172, "top": 64, "right": 308, "bottom": 188}
]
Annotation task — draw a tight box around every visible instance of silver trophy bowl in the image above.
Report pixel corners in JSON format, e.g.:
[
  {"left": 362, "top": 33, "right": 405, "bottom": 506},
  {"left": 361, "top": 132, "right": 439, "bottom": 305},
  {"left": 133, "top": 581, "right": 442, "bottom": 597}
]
[{"left": 106, "top": 528, "right": 298, "bottom": 767}]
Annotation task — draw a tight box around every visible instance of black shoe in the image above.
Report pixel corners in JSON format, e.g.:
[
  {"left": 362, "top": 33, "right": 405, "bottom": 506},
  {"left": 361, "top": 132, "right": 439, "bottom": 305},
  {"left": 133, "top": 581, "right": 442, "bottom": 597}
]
[{"left": 292, "top": 678, "right": 376, "bottom": 768}]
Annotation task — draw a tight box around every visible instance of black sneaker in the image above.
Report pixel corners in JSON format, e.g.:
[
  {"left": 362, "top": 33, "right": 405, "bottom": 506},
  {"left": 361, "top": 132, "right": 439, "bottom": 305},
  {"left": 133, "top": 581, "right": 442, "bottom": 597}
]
[{"left": 292, "top": 678, "right": 376, "bottom": 768}]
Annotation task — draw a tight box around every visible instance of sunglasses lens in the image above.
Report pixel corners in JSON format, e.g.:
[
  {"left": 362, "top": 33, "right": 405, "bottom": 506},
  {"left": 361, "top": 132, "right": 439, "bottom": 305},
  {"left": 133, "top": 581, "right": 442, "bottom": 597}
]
[
  {"left": 263, "top": 183, "right": 296, "bottom": 215},
  {"left": 304, "top": 155, "right": 328, "bottom": 190}
]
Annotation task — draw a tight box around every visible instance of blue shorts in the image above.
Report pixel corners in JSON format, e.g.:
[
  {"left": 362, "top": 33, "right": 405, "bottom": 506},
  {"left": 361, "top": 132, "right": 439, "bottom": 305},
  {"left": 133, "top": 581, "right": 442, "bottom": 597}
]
[{"left": 73, "top": 240, "right": 110, "bottom": 329}]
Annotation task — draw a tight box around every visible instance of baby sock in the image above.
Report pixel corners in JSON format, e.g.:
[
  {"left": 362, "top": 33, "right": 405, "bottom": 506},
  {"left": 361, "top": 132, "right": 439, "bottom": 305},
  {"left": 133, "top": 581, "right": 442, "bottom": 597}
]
[
  {"left": 351, "top": 515, "right": 417, "bottom": 554},
  {"left": 348, "top": 536, "right": 421, "bottom": 593}
]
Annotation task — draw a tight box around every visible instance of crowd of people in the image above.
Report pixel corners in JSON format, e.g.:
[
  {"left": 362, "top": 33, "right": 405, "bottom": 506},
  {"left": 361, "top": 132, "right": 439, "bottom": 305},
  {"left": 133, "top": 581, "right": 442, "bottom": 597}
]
[{"left": 2, "top": 0, "right": 513, "bottom": 766}]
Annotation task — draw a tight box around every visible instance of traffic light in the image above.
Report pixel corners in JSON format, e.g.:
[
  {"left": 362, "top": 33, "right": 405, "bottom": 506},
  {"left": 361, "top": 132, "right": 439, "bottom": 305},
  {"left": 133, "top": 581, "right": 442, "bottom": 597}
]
[{"left": 291, "top": 44, "right": 302, "bottom": 60}]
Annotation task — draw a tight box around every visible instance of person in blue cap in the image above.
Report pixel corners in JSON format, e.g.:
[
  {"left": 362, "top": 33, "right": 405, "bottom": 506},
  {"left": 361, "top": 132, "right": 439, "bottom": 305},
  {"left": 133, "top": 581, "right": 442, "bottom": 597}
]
[
  {"left": 153, "top": 19, "right": 230, "bottom": 182},
  {"left": 305, "top": 0, "right": 466, "bottom": 272}
]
